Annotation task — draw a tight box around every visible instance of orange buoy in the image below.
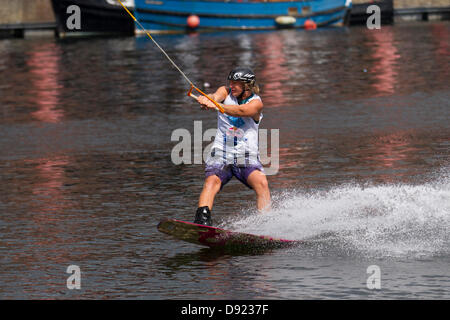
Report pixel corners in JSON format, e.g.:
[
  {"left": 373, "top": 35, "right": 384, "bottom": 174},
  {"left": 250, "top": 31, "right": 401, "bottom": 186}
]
[
  {"left": 304, "top": 19, "right": 317, "bottom": 30},
  {"left": 187, "top": 15, "right": 200, "bottom": 29}
]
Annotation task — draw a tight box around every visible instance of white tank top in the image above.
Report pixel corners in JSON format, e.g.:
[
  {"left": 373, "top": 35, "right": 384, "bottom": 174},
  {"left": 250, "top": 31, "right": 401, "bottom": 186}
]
[{"left": 206, "top": 90, "right": 263, "bottom": 166}]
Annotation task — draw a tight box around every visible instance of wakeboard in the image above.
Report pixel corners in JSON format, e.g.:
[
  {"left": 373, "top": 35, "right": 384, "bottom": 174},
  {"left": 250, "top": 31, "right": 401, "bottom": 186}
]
[{"left": 157, "top": 218, "right": 301, "bottom": 250}]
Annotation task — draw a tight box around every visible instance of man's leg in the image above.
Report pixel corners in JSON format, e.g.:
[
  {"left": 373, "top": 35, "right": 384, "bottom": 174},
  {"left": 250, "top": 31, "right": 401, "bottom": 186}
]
[
  {"left": 246, "top": 170, "right": 271, "bottom": 212},
  {"left": 194, "top": 175, "right": 222, "bottom": 226},
  {"left": 198, "top": 174, "right": 221, "bottom": 210},
  {"left": 195, "top": 165, "right": 232, "bottom": 226}
]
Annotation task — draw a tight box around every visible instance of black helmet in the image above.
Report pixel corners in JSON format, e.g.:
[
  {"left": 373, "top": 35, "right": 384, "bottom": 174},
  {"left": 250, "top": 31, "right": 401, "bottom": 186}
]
[{"left": 227, "top": 67, "right": 255, "bottom": 83}]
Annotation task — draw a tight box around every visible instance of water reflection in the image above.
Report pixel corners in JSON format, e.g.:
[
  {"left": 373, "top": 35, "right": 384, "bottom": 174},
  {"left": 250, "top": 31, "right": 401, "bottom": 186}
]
[
  {"left": 27, "top": 43, "right": 64, "bottom": 123},
  {"left": 367, "top": 27, "right": 400, "bottom": 96},
  {"left": 4, "top": 155, "right": 78, "bottom": 298},
  {"left": 369, "top": 133, "right": 416, "bottom": 167},
  {"left": 30, "top": 157, "right": 71, "bottom": 218},
  {"left": 161, "top": 248, "right": 276, "bottom": 299},
  {"left": 257, "top": 32, "right": 291, "bottom": 107},
  {"left": 236, "top": 33, "right": 254, "bottom": 68},
  {"left": 431, "top": 24, "right": 449, "bottom": 83}
]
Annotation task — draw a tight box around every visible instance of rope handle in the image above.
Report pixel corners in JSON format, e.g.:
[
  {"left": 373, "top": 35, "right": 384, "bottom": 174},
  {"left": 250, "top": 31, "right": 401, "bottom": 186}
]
[{"left": 187, "top": 85, "right": 225, "bottom": 113}]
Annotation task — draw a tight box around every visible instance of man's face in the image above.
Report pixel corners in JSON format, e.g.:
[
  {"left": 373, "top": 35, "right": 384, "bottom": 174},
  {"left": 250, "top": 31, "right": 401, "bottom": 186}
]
[{"left": 229, "top": 80, "right": 245, "bottom": 97}]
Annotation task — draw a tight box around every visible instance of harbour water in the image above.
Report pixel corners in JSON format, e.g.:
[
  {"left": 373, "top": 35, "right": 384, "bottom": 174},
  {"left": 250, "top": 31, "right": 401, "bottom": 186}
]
[{"left": 0, "top": 21, "right": 449, "bottom": 299}]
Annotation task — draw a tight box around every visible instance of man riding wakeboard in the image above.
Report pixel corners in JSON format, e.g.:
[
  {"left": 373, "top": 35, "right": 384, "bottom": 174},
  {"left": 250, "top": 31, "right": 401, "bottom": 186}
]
[{"left": 194, "top": 67, "right": 271, "bottom": 226}]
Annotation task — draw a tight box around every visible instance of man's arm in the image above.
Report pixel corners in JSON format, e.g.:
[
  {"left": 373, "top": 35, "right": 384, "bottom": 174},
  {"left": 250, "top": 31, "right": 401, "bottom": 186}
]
[
  {"left": 198, "top": 86, "right": 263, "bottom": 120},
  {"left": 198, "top": 86, "right": 263, "bottom": 121},
  {"left": 197, "top": 86, "right": 228, "bottom": 111},
  {"left": 219, "top": 99, "right": 263, "bottom": 119},
  {"left": 207, "top": 86, "right": 228, "bottom": 103}
]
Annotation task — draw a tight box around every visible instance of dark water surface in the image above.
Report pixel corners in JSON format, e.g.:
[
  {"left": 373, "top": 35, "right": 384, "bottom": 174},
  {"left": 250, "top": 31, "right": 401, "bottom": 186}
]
[{"left": 0, "top": 22, "right": 449, "bottom": 299}]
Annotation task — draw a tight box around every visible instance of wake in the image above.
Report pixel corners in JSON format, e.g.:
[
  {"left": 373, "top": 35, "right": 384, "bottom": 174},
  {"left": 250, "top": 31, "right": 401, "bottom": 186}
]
[{"left": 222, "top": 169, "right": 450, "bottom": 258}]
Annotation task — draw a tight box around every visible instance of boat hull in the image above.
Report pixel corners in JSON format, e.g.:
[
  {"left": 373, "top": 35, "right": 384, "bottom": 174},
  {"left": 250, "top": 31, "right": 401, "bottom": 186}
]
[
  {"left": 135, "top": 0, "right": 352, "bottom": 33},
  {"left": 349, "top": 0, "right": 394, "bottom": 25},
  {"left": 51, "top": 0, "right": 135, "bottom": 37}
]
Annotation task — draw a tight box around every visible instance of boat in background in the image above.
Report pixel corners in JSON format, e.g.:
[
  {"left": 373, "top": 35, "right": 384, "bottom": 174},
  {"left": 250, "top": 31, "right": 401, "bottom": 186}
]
[
  {"left": 134, "top": 0, "right": 352, "bottom": 34},
  {"left": 51, "top": 0, "right": 135, "bottom": 37}
]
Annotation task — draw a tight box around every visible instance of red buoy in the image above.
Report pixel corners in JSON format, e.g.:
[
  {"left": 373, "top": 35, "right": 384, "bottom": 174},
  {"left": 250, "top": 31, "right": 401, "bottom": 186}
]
[
  {"left": 304, "top": 19, "right": 317, "bottom": 30},
  {"left": 187, "top": 15, "right": 200, "bottom": 29}
]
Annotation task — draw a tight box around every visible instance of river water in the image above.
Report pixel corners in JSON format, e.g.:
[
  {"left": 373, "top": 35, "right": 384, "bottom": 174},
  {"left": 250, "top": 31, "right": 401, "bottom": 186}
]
[{"left": 0, "top": 21, "right": 449, "bottom": 299}]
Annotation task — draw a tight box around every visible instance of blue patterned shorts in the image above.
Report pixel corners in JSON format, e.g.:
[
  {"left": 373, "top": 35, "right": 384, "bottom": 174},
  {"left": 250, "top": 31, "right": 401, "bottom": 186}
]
[{"left": 205, "top": 163, "right": 264, "bottom": 190}]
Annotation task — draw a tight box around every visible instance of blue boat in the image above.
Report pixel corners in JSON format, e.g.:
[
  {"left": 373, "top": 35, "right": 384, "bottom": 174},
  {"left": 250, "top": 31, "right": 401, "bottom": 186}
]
[{"left": 134, "top": 0, "right": 353, "bottom": 33}]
